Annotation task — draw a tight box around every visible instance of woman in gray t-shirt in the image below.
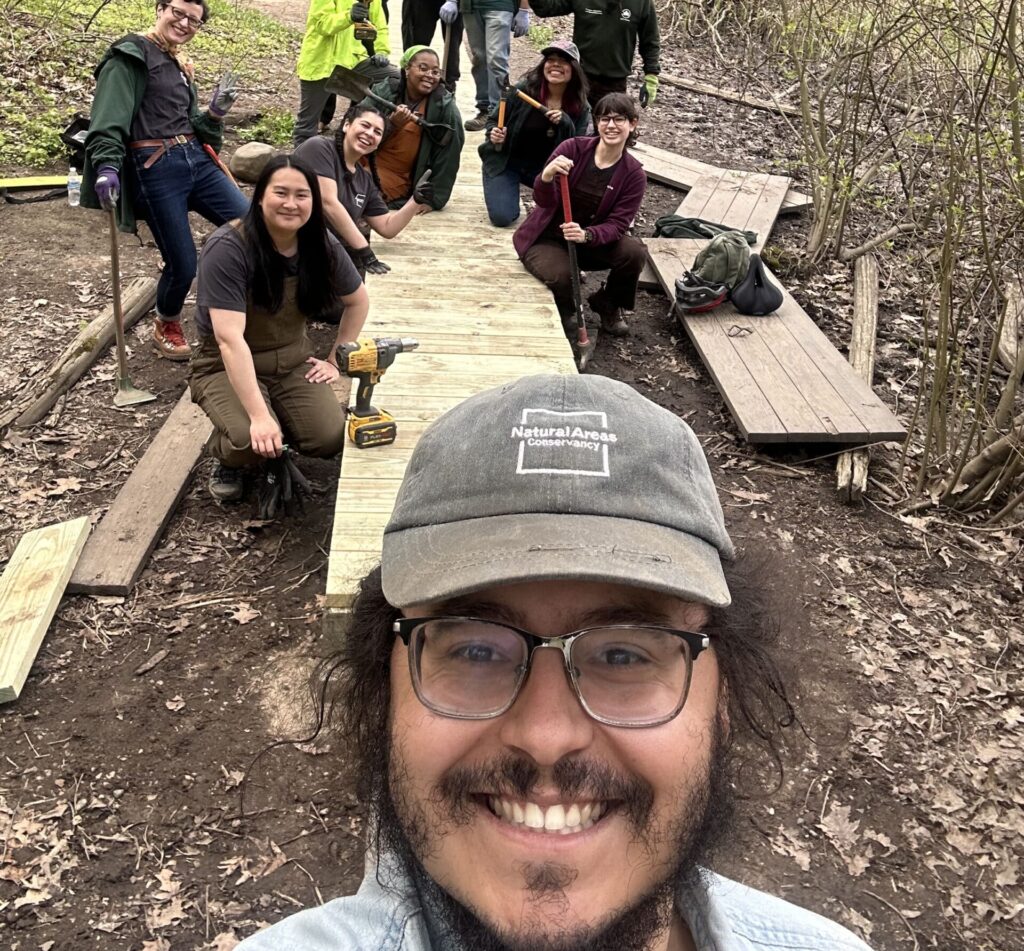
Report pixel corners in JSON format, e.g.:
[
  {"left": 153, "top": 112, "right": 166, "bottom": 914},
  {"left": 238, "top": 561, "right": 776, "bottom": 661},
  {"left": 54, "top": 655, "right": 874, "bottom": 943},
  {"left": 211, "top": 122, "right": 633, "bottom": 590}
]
[{"left": 293, "top": 104, "right": 434, "bottom": 277}]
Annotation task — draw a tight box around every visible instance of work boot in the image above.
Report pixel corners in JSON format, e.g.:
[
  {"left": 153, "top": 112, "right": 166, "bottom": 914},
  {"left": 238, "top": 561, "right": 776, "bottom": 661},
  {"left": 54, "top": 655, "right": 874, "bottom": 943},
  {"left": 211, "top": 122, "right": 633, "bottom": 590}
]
[
  {"left": 153, "top": 317, "right": 192, "bottom": 361},
  {"left": 464, "top": 110, "right": 489, "bottom": 132},
  {"left": 209, "top": 462, "right": 245, "bottom": 502},
  {"left": 587, "top": 287, "right": 629, "bottom": 337}
]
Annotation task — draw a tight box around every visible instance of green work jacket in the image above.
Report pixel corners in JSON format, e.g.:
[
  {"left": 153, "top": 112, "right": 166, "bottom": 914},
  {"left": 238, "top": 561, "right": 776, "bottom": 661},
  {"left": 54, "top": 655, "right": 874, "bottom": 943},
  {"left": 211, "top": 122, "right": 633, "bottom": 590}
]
[
  {"left": 81, "top": 34, "right": 223, "bottom": 233},
  {"left": 360, "top": 78, "right": 464, "bottom": 210},
  {"left": 478, "top": 80, "right": 591, "bottom": 178},
  {"left": 297, "top": 0, "right": 391, "bottom": 82}
]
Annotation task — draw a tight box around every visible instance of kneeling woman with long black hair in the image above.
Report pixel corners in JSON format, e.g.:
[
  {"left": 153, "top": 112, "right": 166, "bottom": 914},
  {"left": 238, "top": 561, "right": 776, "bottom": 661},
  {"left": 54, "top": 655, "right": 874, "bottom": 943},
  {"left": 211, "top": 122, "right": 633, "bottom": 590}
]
[{"left": 189, "top": 155, "right": 369, "bottom": 502}]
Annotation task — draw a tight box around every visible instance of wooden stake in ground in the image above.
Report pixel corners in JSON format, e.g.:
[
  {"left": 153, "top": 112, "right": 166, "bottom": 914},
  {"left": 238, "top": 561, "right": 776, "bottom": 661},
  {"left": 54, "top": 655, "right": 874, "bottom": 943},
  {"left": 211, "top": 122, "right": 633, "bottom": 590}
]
[
  {"left": 0, "top": 276, "right": 157, "bottom": 431},
  {"left": 837, "top": 254, "right": 880, "bottom": 502},
  {"left": 0, "top": 517, "right": 91, "bottom": 704},
  {"left": 68, "top": 390, "right": 212, "bottom": 596},
  {"left": 997, "top": 282, "right": 1022, "bottom": 376}
]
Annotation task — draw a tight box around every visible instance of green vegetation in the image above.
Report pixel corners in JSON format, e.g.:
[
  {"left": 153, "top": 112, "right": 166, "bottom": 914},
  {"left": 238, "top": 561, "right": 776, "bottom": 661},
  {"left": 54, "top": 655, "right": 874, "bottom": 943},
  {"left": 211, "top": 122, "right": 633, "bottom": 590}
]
[
  {"left": 237, "top": 109, "right": 294, "bottom": 146},
  {"left": 527, "top": 22, "right": 555, "bottom": 50},
  {"left": 0, "top": 0, "right": 299, "bottom": 169}
]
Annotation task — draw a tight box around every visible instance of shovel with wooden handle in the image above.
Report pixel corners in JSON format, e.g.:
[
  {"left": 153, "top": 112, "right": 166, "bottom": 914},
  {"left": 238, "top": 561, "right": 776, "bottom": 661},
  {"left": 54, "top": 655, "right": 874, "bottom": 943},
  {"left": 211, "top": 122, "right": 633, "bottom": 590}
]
[
  {"left": 107, "top": 206, "right": 156, "bottom": 408},
  {"left": 558, "top": 174, "right": 598, "bottom": 370},
  {"left": 325, "top": 65, "right": 455, "bottom": 133}
]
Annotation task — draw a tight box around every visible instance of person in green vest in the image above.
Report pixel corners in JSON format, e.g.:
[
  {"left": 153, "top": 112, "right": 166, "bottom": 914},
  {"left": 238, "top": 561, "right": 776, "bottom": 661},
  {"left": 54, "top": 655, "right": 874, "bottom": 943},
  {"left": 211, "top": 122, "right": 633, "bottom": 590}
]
[
  {"left": 295, "top": 0, "right": 393, "bottom": 146},
  {"left": 81, "top": 0, "right": 247, "bottom": 363}
]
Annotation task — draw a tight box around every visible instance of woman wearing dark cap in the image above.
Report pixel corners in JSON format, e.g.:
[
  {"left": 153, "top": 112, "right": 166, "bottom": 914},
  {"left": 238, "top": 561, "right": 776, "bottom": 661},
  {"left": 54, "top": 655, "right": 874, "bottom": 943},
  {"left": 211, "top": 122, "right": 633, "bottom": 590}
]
[
  {"left": 189, "top": 156, "right": 368, "bottom": 502},
  {"left": 359, "top": 45, "right": 464, "bottom": 210},
  {"left": 513, "top": 93, "right": 647, "bottom": 338},
  {"left": 479, "top": 40, "right": 590, "bottom": 228}
]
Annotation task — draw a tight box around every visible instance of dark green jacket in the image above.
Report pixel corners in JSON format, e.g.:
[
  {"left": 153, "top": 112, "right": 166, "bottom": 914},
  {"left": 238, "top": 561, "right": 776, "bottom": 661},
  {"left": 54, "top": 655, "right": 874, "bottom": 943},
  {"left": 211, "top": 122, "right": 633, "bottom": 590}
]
[
  {"left": 360, "top": 78, "right": 464, "bottom": 210},
  {"left": 478, "top": 80, "right": 590, "bottom": 178},
  {"left": 82, "top": 34, "right": 224, "bottom": 232},
  {"left": 530, "top": 0, "right": 660, "bottom": 80}
]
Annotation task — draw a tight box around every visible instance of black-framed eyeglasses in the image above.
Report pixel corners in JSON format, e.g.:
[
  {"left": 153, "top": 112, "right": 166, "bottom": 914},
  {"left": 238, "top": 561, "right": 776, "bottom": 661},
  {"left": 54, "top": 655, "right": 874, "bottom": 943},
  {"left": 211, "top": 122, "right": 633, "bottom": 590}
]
[
  {"left": 596, "top": 114, "right": 631, "bottom": 126},
  {"left": 161, "top": 3, "right": 204, "bottom": 31},
  {"left": 393, "top": 616, "right": 711, "bottom": 728}
]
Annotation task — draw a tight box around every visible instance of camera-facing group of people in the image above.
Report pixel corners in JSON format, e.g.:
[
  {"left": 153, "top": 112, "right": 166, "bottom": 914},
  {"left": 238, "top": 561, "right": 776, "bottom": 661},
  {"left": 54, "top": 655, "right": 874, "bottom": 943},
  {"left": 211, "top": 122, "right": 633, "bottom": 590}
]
[
  {"left": 75, "top": 4, "right": 876, "bottom": 950},
  {"left": 80, "top": 0, "right": 654, "bottom": 500}
]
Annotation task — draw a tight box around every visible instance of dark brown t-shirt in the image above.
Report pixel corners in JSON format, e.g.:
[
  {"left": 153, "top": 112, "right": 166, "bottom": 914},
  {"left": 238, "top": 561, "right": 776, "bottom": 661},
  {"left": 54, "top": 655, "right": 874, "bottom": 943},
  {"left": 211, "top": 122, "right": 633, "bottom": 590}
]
[
  {"left": 129, "top": 36, "right": 194, "bottom": 141},
  {"left": 195, "top": 225, "right": 362, "bottom": 336},
  {"left": 372, "top": 100, "right": 426, "bottom": 202},
  {"left": 292, "top": 136, "right": 388, "bottom": 243}
]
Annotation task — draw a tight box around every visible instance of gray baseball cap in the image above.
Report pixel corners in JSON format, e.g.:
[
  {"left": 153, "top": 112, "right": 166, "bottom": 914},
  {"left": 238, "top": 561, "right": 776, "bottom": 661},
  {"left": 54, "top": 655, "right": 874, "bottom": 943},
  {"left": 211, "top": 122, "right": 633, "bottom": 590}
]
[{"left": 381, "top": 374, "right": 734, "bottom": 608}]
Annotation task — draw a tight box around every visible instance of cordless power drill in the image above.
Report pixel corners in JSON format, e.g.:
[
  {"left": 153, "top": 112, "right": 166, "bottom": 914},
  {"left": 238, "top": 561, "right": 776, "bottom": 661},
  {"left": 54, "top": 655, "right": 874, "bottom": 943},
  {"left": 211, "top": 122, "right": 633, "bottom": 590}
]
[{"left": 336, "top": 337, "right": 419, "bottom": 448}]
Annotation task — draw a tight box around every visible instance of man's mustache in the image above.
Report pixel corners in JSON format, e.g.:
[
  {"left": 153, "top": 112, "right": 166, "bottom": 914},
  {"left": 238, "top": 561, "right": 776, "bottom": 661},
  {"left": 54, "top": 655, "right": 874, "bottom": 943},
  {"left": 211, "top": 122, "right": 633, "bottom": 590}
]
[{"left": 433, "top": 754, "right": 656, "bottom": 831}]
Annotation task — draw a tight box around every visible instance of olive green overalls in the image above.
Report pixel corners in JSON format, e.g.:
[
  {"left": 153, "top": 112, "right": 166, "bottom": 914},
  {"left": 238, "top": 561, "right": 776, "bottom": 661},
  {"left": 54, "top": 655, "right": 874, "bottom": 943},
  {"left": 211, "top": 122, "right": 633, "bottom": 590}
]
[{"left": 189, "top": 274, "right": 345, "bottom": 468}]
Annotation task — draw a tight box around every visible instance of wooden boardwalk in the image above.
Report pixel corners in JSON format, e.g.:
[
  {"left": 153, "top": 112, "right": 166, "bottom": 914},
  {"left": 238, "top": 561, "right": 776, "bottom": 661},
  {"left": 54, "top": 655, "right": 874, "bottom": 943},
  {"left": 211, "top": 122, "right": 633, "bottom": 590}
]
[
  {"left": 324, "top": 71, "right": 577, "bottom": 631},
  {"left": 646, "top": 171, "right": 906, "bottom": 444}
]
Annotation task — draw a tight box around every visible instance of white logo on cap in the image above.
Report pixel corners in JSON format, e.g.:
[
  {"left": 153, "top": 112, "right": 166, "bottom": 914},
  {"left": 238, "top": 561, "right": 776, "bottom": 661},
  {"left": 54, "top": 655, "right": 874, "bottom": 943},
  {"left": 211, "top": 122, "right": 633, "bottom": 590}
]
[
  {"left": 621, "top": 8, "right": 632, "bottom": 19},
  {"left": 511, "top": 408, "right": 617, "bottom": 477}
]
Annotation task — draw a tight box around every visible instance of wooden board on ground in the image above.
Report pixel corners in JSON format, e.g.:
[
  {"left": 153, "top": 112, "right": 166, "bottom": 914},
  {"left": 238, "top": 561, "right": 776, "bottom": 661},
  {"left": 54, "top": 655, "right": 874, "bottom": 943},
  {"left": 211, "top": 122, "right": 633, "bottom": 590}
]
[
  {"left": 0, "top": 174, "right": 68, "bottom": 192},
  {"left": 676, "top": 170, "right": 791, "bottom": 252},
  {"left": 68, "top": 391, "right": 211, "bottom": 596},
  {"left": 630, "top": 142, "right": 811, "bottom": 214},
  {"left": 646, "top": 237, "right": 906, "bottom": 444},
  {"left": 0, "top": 517, "right": 91, "bottom": 703}
]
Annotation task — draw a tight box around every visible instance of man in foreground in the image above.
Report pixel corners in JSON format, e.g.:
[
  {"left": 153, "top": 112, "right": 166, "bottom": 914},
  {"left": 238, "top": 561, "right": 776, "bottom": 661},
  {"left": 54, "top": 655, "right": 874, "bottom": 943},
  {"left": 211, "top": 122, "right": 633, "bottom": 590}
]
[{"left": 238, "top": 374, "right": 872, "bottom": 950}]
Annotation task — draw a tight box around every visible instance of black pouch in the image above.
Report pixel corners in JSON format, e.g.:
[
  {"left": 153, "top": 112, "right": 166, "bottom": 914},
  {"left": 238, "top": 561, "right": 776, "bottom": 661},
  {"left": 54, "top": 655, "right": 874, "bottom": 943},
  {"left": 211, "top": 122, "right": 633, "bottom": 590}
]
[
  {"left": 729, "top": 253, "right": 784, "bottom": 316},
  {"left": 60, "top": 113, "right": 90, "bottom": 172}
]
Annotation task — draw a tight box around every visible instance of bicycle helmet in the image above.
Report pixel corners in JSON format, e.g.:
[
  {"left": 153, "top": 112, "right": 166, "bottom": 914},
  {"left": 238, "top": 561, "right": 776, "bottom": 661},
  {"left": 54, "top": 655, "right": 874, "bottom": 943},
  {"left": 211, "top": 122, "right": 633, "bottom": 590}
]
[{"left": 675, "top": 271, "right": 729, "bottom": 314}]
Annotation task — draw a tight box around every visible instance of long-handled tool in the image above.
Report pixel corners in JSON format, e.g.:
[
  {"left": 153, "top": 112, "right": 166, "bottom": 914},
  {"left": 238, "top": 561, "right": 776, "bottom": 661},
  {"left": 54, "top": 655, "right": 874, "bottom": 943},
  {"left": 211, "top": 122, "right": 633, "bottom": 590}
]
[
  {"left": 441, "top": 21, "right": 455, "bottom": 93},
  {"left": 516, "top": 89, "right": 547, "bottom": 112},
  {"left": 558, "top": 175, "right": 598, "bottom": 370},
  {"left": 492, "top": 74, "right": 510, "bottom": 150},
  {"left": 107, "top": 207, "right": 157, "bottom": 408},
  {"left": 325, "top": 65, "right": 455, "bottom": 134},
  {"left": 203, "top": 143, "right": 241, "bottom": 190}
]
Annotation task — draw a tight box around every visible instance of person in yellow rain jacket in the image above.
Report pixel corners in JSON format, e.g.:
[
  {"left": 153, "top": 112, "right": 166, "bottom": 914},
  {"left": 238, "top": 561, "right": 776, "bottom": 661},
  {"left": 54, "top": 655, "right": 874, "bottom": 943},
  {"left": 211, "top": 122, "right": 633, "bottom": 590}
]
[{"left": 295, "top": 0, "right": 392, "bottom": 145}]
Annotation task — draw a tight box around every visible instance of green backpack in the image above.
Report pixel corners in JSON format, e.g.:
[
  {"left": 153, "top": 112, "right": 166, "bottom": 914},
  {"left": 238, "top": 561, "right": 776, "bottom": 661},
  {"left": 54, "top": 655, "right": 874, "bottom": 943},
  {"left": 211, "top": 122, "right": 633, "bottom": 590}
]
[{"left": 692, "top": 231, "right": 752, "bottom": 290}]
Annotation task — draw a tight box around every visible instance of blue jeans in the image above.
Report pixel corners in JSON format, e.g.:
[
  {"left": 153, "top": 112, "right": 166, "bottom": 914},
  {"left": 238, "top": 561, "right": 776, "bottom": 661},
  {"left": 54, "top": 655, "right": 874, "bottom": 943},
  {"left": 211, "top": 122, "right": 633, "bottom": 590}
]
[
  {"left": 463, "top": 10, "right": 513, "bottom": 112},
  {"left": 130, "top": 138, "right": 249, "bottom": 318},
  {"left": 482, "top": 162, "right": 538, "bottom": 227}
]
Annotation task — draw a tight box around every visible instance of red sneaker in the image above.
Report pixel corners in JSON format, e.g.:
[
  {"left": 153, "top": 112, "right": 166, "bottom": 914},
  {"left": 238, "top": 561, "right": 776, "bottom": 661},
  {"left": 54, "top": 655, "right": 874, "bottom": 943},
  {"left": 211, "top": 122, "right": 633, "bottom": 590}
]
[{"left": 153, "top": 318, "right": 192, "bottom": 361}]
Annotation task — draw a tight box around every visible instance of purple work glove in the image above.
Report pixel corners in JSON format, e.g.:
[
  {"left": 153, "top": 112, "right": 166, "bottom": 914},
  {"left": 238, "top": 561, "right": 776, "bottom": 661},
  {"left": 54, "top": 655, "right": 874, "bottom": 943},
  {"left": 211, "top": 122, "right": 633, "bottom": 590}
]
[
  {"left": 95, "top": 166, "right": 120, "bottom": 209},
  {"left": 208, "top": 70, "right": 239, "bottom": 119},
  {"left": 439, "top": 0, "right": 459, "bottom": 24},
  {"left": 512, "top": 9, "right": 530, "bottom": 37}
]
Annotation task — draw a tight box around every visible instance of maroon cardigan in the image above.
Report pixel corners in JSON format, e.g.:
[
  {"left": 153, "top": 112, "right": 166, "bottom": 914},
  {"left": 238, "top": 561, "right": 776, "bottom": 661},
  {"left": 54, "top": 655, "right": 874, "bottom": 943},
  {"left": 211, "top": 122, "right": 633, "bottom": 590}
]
[{"left": 512, "top": 136, "right": 647, "bottom": 258}]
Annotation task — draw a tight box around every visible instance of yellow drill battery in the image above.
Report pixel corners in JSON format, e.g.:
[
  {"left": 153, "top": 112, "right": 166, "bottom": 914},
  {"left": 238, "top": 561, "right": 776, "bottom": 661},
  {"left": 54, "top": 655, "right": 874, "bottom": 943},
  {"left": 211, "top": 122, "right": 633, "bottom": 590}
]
[
  {"left": 353, "top": 21, "right": 377, "bottom": 42},
  {"left": 348, "top": 411, "right": 397, "bottom": 448}
]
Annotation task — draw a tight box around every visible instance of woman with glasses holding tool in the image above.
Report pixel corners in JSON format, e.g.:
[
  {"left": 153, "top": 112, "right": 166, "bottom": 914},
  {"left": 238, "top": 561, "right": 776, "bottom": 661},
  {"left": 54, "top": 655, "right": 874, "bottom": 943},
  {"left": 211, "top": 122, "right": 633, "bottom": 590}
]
[
  {"left": 81, "top": 0, "right": 248, "bottom": 362},
  {"left": 479, "top": 39, "right": 590, "bottom": 228},
  {"left": 359, "top": 46, "right": 464, "bottom": 211},
  {"left": 513, "top": 93, "right": 647, "bottom": 339}
]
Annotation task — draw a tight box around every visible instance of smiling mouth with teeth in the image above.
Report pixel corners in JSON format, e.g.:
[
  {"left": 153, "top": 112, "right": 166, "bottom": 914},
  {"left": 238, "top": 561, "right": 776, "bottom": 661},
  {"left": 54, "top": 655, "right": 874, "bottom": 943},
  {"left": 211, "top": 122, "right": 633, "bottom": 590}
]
[{"left": 486, "top": 797, "right": 609, "bottom": 834}]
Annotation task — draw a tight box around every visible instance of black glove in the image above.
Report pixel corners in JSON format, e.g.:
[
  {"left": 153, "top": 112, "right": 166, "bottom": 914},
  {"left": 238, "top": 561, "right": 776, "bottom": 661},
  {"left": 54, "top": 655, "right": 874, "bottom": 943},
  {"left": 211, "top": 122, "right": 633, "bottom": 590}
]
[
  {"left": 370, "top": 53, "right": 390, "bottom": 68},
  {"left": 255, "top": 448, "right": 312, "bottom": 520},
  {"left": 351, "top": 244, "right": 390, "bottom": 275},
  {"left": 351, "top": 1, "right": 369, "bottom": 21},
  {"left": 413, "top": 169, "right": 434, "bottom": 206}
]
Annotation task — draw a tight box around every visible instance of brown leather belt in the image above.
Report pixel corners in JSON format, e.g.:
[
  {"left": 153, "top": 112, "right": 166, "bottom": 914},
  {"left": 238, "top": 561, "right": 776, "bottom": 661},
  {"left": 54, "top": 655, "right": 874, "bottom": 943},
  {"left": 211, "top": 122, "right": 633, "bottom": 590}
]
[{"left": 129, "top": 133, "right": 196, "bottom": 168}]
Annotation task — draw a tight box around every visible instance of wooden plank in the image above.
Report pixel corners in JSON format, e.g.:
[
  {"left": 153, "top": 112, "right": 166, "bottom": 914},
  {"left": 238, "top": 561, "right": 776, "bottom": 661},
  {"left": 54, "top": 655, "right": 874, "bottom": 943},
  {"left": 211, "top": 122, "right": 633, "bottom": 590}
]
[
  {"left": 68, "top": 392, "right": 211, "bottom": 596},
  {"left": 0, "top": 174, "right": 68, "bottom": 192},
  {"left": 0, "top": 517, "right": 91, "bottom": 703},
  {"left": 646, "top": 237, "right": 904, "bottom": 443},
  {"left": 676, "top": 170, "right": 791, "bottom": 250},
  {"left": 629, "top": 141, "right": 811, "bottom": 214}
]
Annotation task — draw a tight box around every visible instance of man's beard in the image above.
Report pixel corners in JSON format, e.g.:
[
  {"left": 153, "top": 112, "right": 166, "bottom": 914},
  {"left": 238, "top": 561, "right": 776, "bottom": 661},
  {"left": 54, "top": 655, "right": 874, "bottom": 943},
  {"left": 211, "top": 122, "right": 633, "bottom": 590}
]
[{"left": 374, "top": 715, "right": 734, "bottom": 951}]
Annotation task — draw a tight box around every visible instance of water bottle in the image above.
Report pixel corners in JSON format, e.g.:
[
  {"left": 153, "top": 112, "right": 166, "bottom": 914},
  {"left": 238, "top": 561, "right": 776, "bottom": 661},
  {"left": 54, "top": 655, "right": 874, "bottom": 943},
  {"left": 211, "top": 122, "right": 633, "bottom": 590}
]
[{"left": 67, "top": 166, "right": 81, "bottom": 207}]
